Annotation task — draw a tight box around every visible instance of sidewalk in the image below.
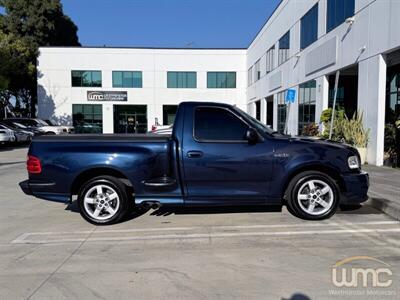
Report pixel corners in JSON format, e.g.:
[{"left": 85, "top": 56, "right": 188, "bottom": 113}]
[{"left": 363, "top": 165, "right": 400, "bottom": 221}]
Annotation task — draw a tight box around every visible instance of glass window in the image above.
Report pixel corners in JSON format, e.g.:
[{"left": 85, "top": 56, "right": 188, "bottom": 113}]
[
  {"left": 71, "top": 71, "right": 102, "bottom": 87},
  {"left": 163, "top": 105, "right": 178, "bottom": 125},
  {"left": 248, "top": 67, "right": 253, "bottom": 86},
  {"left": 207, "top": 72, "right": 236, "bottom": 88},
  {"left": 167, "top": 72, "right": 196, "bottom": 88},
  {"left": 266, "top": 46, "right": 275, "bottom": 74},
  {"left": 277, "top": 91, "right": 287, "bottom": 134},
  {"left": 327, "top": 0, "right": 355, "bottom": 32},
  {"left": 194, "top": 107, "right": 248, "bottom": 141},
  {"left": 254, "top": 60, "right": 261, "bottom": 81},
  {"left": 300, "top": 4, "right": 319, "bottom": 50},
  {"left": 72, "top": 104, "right": 103, "bottom": 133},
  {"left": 278, "top": 31, "right": 290, "bottom": 65},
  {"left": 298, "top": 80, "right": 316, "bottom": 135},
  {"left": 255, "top": 100, "right": 261, "bottom": 121},
  {"left": 112, "top": 71, "right": 142, "bottom": 88}
]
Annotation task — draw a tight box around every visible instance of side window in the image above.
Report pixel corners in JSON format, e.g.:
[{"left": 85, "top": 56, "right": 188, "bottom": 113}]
[{"left": 194, "top": 107, "right": 248, "bottom": 141}]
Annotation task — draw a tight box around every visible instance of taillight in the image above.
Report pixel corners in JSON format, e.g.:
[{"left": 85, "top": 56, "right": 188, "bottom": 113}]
[
  {"left": 27, "top": 155, "right": 42, "bottom": 174},
  {"left": 151, "top": 125, "right": 156, "bottom": 132}
]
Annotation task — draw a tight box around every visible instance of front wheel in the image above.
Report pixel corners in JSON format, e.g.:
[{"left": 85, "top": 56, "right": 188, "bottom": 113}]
[
  {"left": 285, "top": 171, "right": 339, "bottom": 220},
  {"left": 78, "top": 176, "right": 130, "bottom": 225}
]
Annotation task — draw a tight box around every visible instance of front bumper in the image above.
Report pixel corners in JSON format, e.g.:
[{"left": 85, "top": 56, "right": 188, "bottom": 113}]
[{"left": 340, "top": 171, "right": 369, "bottom": 204}]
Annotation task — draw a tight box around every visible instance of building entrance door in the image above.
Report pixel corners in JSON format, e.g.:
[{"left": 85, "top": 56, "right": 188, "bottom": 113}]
[
  {"left": 113, "top": 105, "right": 147, "bottom": 133},
  {"left": 266, "top": 96, "right": 274, "bottom": 128}
]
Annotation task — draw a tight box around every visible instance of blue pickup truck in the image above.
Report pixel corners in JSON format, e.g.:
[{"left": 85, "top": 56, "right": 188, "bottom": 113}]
[{"left": 20, "top": 102, "right": 369, "bottom": 225}]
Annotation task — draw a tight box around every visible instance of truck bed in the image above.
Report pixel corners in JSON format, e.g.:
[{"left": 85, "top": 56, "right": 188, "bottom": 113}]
[{"left": 33, "top": 133, "right": 171, "bottom": 142}]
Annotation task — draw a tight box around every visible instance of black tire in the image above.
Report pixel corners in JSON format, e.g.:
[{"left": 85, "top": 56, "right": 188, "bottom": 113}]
[
  {"left": 46, "top": 131, "right": 56, "bottom": 135},
  {"left": 78, "top": 176, "right": 131, "bottom": 225},
  {"left": 285, "top": 171, "right": 340, "bottom": 220}
]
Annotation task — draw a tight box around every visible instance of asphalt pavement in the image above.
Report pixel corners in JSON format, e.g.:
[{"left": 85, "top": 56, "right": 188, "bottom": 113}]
[{"left": 0, "top": 146, "right": 399, "bottom": 299}]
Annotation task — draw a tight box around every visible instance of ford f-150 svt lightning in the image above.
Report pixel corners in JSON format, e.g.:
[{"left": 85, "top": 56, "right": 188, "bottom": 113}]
[{"left": 20, "top": 102, "right": 369, "bottom": 225}]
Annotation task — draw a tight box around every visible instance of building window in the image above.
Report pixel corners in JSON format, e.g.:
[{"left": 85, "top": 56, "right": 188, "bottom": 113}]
[
  {"left": 298, "top": 80, "right": 316, "bottom": 135},
  {"left": 278, "top": 31, "right": 290, "bottom": 65},
  {"left": 194, "top": 107, "right": 248, "bottom": 141},
  {"left": 207, "top": 72, "right": 236, "bottom": 88},
  {"left": 167, "top": 72, "right": 196, "bottom": 88},
  {"left": 255, "top": 100, "right": 261, "bottom": 121},
  {"left": 248, "top": 67, "right": 253, "bottom": 86},
  {"left": 254, "top": 59, "right": 261, "bottom": 81},
  {"left": 266, "top": 46, "right": 275, "bottom": 74},
  {"left": 277, "top": 91, "right": 287, "bottom": 134},
  {"left": 300, "top": 3, "right": 318, "bottom": 50},
  {"left": 72, "top": 104, "right": 103, "bottom": 133},
  {"left": 163, "top": 105, "right": 178, "bottom": 125},
  {"left": 113, "top": 71, "right": 142, "bottom": 88},
  {"left": 327, "top": 0, "right": 355, "bottom": 32},
  {"left": 71, "top": 71, "right": 102, "bottom": 87}
]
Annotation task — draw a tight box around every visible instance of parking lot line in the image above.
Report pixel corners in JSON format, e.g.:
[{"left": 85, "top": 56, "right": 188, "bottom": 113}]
[{"left": 11, "top": 220, "right": 400, "bottom": 244}]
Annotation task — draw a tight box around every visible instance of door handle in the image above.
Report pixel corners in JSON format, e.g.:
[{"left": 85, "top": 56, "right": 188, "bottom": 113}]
[{"left": 187, "top": 151, "right": 203, "bottom": 158}]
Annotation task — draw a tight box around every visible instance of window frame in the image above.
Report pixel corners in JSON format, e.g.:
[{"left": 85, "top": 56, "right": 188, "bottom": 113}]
[
  {"left": 278, "top": 30, "right": 290, "bottom": 66},
  {"left": 326, "top": 0, "right": 355, "bottom": 33},
  {"left": 112, "top": 71, "right": 143, "bottom": 88},
  {"left": 167, "top": 71, "right": 197, "bottom": 88},
  {"left": 192, "top": 106, "right": 250, "bottom": 143},
  {"left": 207, "top": 72, "right": 237, "bottom": 89},
  {"left": 71, "top": 70, "right": 102, "bottom": 87},
  {"left": 300, "top": 3, "right": 319, "bottom": 50},
  {"left": 266, "top": 46, "right": 275, "bottom": 74}
]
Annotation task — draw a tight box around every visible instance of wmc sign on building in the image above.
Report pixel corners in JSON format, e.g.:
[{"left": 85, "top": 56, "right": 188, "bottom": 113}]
[{"left": 37, "top": 0, "right": 400, "bottom": 166}]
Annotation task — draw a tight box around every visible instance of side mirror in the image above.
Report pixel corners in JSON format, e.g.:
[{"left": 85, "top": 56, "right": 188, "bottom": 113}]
[{"left": 246, "top": 128, "right": 259, "bottom": 145}]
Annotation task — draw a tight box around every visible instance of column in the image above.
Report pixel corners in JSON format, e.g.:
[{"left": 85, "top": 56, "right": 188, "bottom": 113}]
[
  {"left": 357, "top": 54, "right": 387, "bottom": 166},
  {"left": 315, "top": 75, "right": 329, "bottom": 124}
]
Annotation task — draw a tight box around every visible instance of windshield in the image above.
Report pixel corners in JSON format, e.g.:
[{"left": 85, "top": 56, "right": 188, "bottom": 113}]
[
  {"left": 12, "top": 122, "right": 28, "bottom": 129},
  {"left": 11, "top": 119, "right": 41, "bottom": 127},
  {"left": 37, "top": 119, "right": 50, "bottom": 126},
  {"left": 232, "top": 106, "right": 276, "bottom": 135},
  {"left": 44, "top": 120, "right": 56, "bottom": 126}
]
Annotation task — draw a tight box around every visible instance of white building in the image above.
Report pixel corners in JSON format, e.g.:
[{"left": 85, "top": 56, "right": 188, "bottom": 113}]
[{"left": 38, "top": 0, "right": 400, "bottom": 166}]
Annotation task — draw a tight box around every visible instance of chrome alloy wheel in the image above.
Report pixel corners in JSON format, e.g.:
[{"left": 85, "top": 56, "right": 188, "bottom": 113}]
[
  {"left": 83, "top": 184, "right": 120, "bottom": 221},
  {"left": 297, "top": 179, "right": 334, "bottom": 216}
]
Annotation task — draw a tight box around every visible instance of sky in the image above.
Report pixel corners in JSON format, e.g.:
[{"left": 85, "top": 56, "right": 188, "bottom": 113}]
[{"left": 61, "top": 0, "right": 282, "bottom": 48}]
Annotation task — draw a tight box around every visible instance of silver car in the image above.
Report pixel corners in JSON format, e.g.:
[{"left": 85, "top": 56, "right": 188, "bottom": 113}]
[{"left": 0, "top": 125, "right": 15, "bottom": 145}]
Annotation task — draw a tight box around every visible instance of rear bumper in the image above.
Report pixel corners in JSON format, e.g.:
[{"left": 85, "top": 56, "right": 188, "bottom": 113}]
[
  {"left": 19, "top": 179, "right": 70, "bottom": 203},
  {"left": 340, "top": 171, "right": 369, "bottom": 204}
]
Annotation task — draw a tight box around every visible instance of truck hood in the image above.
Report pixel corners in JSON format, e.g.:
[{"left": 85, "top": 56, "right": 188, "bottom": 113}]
[{"left": 274, "top": 135, "right": 357, "bottom": 153}]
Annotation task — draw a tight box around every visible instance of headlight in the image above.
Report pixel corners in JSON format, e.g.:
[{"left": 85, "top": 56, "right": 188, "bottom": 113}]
[{"left": 348, "top": 155, "right": 360, "bottom": 169}]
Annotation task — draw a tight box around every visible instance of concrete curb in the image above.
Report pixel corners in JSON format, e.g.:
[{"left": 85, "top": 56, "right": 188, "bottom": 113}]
[{"left": 367, "top": 197, "right": 400, "bottom": 221}]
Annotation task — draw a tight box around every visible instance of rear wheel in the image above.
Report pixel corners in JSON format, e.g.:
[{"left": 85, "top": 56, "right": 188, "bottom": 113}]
[
  {"left": 78, "top": 176, "right": 130, "bottom": 225},
  {"left": 285, "top": 171, "right": 339, "bottom": 220}
]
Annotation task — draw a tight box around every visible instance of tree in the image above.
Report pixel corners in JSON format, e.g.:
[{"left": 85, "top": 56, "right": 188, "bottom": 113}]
[
  {"left": 0, "top": 0, "right": 80, "bottom": 116},
  {"left": 0, "top": 30, "right": 35, "bottom": 117}
]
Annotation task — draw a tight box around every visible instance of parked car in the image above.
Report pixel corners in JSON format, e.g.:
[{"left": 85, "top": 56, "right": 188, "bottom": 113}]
[
  {"left": 5, "top": 118, "right": 69, "bottom": 135},
  {"left": 0, "top": 123, "right": 32, "bottom": 144},
  {"left": 20, "top": 102, "right": 369, "bottom": 225},
  {"left": 2, "top": 120, "right": 43, "bottom": 136},
  {"left": 44, "top": 120, "right": 74, "bottom": 134},
  {"left": 0, "top": 125, "right": 15, "bottom": 145},
  {"left": 149, "top": 125, "right": 173, "bottom": 135}
]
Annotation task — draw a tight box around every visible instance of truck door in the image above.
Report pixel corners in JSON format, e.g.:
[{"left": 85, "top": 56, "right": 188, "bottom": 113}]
[{"left": 182, "top": 106, "right": 274, "bottom": 204}]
